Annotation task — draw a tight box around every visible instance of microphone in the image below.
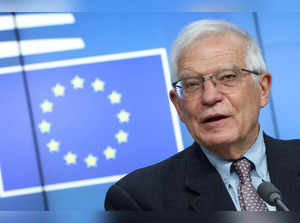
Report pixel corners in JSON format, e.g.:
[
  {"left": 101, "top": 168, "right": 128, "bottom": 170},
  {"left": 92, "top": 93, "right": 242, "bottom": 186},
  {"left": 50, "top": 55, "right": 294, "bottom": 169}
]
[{"left": 257, "top": 181, "right": 290, "bottom": 211}]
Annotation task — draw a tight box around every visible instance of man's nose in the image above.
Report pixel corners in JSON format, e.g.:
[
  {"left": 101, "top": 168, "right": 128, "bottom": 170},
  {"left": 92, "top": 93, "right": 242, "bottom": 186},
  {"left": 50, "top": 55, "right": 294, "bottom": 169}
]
[{"left": 200, "top": 79, "right": 223, "bottom": 106}]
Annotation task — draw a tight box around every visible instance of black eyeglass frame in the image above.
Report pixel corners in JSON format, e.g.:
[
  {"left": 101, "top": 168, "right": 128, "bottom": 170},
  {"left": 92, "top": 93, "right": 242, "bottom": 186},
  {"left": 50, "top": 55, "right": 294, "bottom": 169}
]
[{"left": 172, "top": 67, "right": 261, "bottom": 90}]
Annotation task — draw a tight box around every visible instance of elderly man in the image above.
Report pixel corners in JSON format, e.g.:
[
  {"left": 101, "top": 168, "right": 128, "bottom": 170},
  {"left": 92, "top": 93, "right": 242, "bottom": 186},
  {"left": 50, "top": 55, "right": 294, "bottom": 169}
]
[{"left": 105, "top": 20, "right": 300, "bottom": 212}]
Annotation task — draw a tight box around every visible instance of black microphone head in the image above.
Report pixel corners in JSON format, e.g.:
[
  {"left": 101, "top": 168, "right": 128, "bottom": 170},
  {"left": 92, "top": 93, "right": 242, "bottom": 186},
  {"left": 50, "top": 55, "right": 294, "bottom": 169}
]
[{"left": 257, "top": 181, "right": 282, "bottom": 206}]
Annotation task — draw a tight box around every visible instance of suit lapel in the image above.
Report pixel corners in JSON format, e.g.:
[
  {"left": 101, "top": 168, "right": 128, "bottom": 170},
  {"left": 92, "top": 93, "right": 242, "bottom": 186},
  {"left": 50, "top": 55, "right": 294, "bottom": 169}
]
[{"left": 184, "top": 143, "right": 235, "bottom": 213}]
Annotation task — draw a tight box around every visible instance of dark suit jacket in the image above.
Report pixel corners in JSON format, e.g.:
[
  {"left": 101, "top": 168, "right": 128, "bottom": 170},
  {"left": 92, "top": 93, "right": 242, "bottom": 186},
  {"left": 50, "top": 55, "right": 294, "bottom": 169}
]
[{"left": 105, "top": 134, "right": 300, "bottom": 213}]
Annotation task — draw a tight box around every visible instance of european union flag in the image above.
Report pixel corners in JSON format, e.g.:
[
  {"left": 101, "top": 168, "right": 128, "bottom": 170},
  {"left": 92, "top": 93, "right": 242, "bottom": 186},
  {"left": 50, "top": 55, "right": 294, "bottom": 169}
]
[{"left": 0, "top": 49, "right": 182, "bottom": 193}]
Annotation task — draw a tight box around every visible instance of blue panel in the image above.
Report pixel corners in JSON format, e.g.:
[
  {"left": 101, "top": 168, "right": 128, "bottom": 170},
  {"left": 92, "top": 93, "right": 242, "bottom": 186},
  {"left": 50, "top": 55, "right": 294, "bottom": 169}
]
[
  {"left": 46, "top": 183, "right": 112, "bottom": 210},
  {"left": 0, "top": 73, "right": 42, "bottom": 191},
  {"left": 0, "top": 193, "right": 45, "bottom": 210},
  {"left": 0, "top": 19, "right": 45, "bottom": 209},
  {"left": 0, "top": 12, "right": 278, "bottom": 210},
  {"left": 0, "top": 73, "right": 45, "bottom": 209},
  {"left": 26, "top": 54, "right": 178, "bottom": 185},
  {"left": 18, "top": 13, "right": 261, "bottom": 64},
  {"left": 257, "top": 13, "right": 300, "bottom": 139}
]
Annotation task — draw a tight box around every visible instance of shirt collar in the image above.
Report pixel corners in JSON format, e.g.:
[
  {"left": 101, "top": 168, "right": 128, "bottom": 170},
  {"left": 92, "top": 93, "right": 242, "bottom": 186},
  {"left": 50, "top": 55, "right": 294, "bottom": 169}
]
[
  {"left": 243, "top": 128, "right": 267, "bottom": 179},
  {"left": 200, "top": 128, "right": 267, "bottom": 183}
]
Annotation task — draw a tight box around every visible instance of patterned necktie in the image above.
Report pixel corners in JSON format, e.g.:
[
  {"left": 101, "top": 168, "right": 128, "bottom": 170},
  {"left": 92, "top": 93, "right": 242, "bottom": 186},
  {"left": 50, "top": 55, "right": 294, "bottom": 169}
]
[{"left": 232, "top": 157, "right": 268, "bottom": 211}]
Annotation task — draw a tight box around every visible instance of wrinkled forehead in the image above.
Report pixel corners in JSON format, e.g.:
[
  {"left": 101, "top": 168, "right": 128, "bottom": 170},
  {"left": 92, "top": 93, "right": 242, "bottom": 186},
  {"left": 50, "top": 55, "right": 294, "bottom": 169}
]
[
  {"left": 177, "top": 32, "right": 247, "bottom": 77},
  {"left": 184, "top": 30, "right": 247, "bottom": 54}
]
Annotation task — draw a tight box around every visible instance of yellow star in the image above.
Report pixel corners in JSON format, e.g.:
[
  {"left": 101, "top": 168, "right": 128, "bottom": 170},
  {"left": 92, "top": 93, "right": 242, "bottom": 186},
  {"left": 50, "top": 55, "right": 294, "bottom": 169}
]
[
  {"left": 85, "top": 154, "right": 98, "bottom": 167},
  {"left": 52, "top": 83, "right": 65, "bottom": 97},
  {"left": 40, "top": 99, "right": 53, "bottom": 113},
  {"left": 108, "top": 91, "right": 121, "bottom": 104},
  {"left": 47, "top": 139, "right": 60, "bottom": 152},
  {"left": 103, "top": 146, "right": 116, "bottom": 160},
  {"left": 117, "top": 110, "right": 130, "bottom": 123},
  {"left": 71, "top": 76, "right": 84, "bottom": 89},
  {"left": 38, "top": 120, "right": 51, "bottom": 133},
  {"left": 91, "top": 79, "right": 105, "bottom": 92},
  {"left": 115, "top": 130, "right": 128, "bottom": 143},
  {"left": 64, "top": 152, "right": 77, "bottom": 165}
]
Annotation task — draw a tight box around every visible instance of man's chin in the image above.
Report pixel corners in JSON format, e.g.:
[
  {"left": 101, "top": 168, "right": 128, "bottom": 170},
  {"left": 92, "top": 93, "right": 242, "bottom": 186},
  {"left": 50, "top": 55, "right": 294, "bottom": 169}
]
[{"left": 197, "top": 134, "right": 237, "bottom": 149}]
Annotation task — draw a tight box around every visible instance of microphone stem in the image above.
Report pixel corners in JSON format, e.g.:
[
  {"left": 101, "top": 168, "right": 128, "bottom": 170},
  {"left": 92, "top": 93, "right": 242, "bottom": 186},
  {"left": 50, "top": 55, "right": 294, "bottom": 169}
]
[{"left": 275, "top": 199, "right": 290, "bottom": 211}]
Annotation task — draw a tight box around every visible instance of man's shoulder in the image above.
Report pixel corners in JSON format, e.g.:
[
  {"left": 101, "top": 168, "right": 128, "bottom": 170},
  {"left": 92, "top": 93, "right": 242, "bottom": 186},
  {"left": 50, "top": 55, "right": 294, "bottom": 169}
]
[
  {"left": 117, "top": 143, "right": 197, "bottom": 187},
  {"left": 264, "top": 133, "right": 300, "bottom": 150},
  {"left": 264, "top": 133, "right": 300, "bottom": 165},
  {"left": 104, "top": 143, "right": 199, "bottom": 210}
]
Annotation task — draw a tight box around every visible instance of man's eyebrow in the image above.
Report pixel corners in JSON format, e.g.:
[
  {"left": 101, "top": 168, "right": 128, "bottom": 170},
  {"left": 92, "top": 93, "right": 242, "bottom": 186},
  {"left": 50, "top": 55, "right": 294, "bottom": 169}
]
[
  {"left": 179, "top": 73, "right": 203, "bottom": 79},
  {"left": 178, "top": 67, "right": 205, "bottom": 79},
  {"left": 179, "top": 65, "right": 241, "bottom": 79}
]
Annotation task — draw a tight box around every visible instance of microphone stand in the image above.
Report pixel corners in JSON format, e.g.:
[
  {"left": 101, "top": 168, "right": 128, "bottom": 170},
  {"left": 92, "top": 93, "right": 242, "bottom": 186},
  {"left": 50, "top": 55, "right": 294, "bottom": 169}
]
[{"left": 275, "top": 199, "right": 290, "bottom": 211}]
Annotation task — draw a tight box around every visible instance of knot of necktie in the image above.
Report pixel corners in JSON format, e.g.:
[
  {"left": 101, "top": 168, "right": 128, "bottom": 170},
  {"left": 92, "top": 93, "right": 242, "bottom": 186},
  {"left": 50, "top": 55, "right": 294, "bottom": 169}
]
[{"left": 232, "top": 157, "right": 253, "bottom": 184}]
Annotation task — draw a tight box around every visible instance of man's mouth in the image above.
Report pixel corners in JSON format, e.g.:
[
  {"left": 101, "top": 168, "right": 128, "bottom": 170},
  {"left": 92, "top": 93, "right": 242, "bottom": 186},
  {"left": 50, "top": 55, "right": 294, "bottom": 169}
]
[{"left": 202, "top": 114, "right": 229, "bottom": 123}]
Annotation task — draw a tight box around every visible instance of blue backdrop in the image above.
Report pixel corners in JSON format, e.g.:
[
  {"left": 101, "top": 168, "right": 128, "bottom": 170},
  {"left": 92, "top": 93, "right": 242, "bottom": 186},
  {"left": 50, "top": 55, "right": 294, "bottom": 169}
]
[{"left": 0, "top": 12, "right": 299, "bottom": 210}]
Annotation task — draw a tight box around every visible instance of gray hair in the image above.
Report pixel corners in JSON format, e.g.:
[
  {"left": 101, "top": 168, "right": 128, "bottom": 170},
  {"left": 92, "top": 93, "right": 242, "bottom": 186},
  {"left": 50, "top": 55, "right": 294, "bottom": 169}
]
[{"left": 170, "top": 20, "right": 266, "bottom": 83}]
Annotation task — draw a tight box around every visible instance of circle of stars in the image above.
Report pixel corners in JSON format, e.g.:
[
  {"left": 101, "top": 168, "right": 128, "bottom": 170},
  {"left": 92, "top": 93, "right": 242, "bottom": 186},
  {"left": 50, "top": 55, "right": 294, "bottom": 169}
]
[{"left": 38, "top": 75, "right": 130, "bottom": 168}]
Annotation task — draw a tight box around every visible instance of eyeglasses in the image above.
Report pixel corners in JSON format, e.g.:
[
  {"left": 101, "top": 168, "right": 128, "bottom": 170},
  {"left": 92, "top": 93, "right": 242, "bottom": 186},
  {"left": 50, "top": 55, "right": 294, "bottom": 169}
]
[{"left": 172, "top": 67, "right": 261, "bottom": 100}]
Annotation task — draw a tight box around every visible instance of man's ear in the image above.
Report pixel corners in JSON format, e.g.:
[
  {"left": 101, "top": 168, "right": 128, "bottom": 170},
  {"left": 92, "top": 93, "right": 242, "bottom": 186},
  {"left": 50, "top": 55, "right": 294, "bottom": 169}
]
[
  {"left": 258, "top": 72, "right": 272, "bottom": 108},
  {"left": 169, "top": 90, "right": 185, "bottom": 123}
]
